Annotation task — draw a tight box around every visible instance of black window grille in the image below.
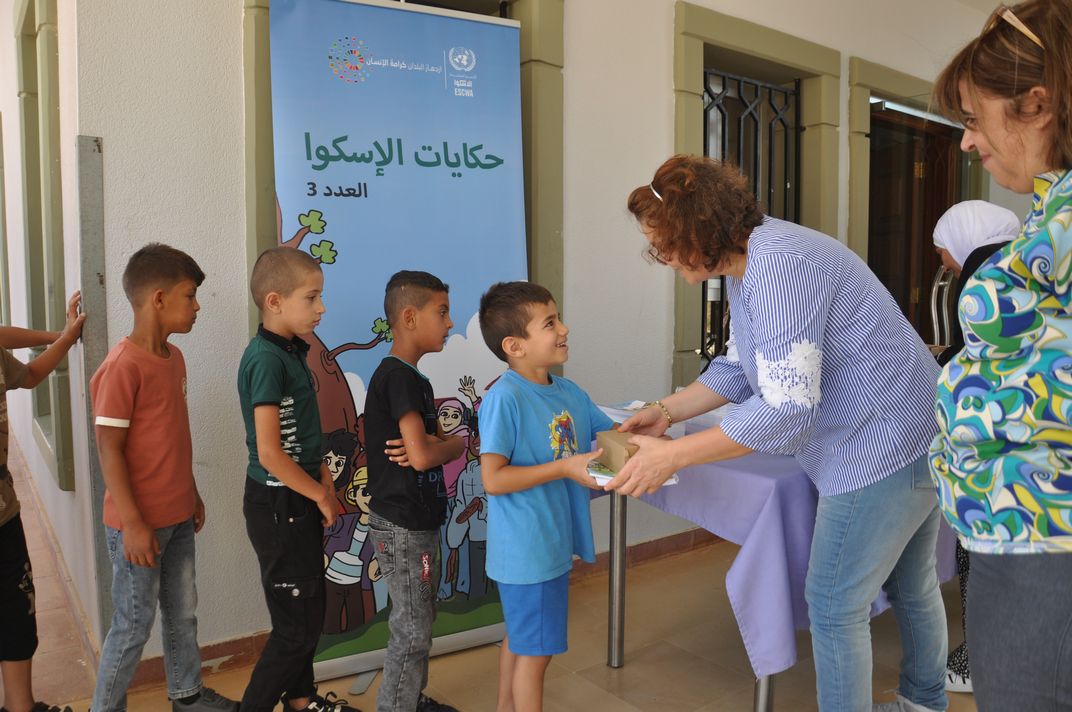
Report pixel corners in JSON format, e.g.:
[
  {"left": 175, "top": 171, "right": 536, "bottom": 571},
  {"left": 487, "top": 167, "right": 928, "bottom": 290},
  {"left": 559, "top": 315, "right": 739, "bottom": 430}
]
[{"left": 701, "top": 70, "right": 802, "bottom": 361}]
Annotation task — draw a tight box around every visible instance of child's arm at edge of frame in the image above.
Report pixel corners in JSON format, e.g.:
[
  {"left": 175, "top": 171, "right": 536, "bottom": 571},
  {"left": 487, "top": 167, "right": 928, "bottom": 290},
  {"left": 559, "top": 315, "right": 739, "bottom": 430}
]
[
  {"left": 398, "top": 410, "right": 465, "bottom": 472},
  {"left": 480, "top": 447, "right": 603, "bottom": 496},
  {"left": 253, "top": 404, "right": 337, "bottom": 526},
  {"left": 0, "top": 326, "right": 60, "bottom": 350},
  {"left": 23, "top": 291, "right": 86, "bottom": 388},
  {"left": 96, "top": 425, "right": 160, "bottom": 568}
]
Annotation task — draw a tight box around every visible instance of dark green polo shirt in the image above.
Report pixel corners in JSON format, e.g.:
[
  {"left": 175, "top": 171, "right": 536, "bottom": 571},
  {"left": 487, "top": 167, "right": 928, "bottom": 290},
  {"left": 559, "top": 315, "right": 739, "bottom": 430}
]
[{"left": 237, "top": 325, "right": 323, "bottom": 485}]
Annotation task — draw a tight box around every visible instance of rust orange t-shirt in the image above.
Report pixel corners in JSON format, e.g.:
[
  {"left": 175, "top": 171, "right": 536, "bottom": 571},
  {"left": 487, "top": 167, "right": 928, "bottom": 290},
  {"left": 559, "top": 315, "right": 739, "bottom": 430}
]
[{"left": 90, "top": 338, "right": 196, "bottom": 530}]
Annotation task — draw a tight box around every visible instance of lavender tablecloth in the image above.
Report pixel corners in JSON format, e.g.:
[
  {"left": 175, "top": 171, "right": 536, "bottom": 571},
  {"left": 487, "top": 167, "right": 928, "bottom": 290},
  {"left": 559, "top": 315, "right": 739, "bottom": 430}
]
[{"left": 640, "top": 452, "right": 958, "bottom": 678}]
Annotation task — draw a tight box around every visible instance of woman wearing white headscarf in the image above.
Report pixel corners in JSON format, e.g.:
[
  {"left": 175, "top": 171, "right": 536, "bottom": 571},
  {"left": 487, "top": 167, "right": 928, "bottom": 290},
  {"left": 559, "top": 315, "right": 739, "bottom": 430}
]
[
  {"left": 933, "top": 200, "right": 1021, "bottom": 366},
  {"left": 931, "top": 199, "right": 1021, "bottom": 696}
]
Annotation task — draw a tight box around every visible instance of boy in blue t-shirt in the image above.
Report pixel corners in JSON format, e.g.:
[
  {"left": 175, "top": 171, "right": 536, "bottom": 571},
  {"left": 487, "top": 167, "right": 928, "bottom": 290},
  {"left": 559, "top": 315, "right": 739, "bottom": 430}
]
[{"left": 476, "top": 281, "right": 611, "bottom": 711}]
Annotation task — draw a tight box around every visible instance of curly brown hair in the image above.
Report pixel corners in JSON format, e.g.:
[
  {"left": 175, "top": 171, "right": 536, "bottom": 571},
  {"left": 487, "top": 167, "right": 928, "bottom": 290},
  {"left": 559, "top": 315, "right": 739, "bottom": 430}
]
[
  {"left": 627, "top": 155, "right": 764, "bottom": 271},
  {"left": 933, "top": 0, "right": 1072, "bottom": 171}
]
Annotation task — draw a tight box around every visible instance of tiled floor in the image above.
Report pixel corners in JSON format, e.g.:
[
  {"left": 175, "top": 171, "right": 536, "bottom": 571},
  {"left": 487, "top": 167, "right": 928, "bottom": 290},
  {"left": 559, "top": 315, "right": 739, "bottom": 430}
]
[
  {"left": 13, "top": 460, "right": 978, "bottom": 712},
  {"left": 7, "top": 462, "right": 96, "bottom": 708}
]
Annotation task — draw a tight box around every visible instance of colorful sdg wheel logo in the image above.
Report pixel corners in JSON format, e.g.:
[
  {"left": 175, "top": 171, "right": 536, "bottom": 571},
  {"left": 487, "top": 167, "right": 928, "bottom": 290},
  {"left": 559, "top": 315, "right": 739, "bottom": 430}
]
[{"left": 328, "top": 37, "right": 372, "bottom": 83}]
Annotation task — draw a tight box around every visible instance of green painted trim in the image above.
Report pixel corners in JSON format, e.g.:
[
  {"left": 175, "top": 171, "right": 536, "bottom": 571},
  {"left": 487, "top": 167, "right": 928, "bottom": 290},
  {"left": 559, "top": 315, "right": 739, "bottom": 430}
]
[
  {"left": 16, "top": 0, "right": 73, "bottom": 489},
  {"left": 31, "top": 414, "right": 57, "bottom": 477},
  {"left": 848, "top": 57, "right": 931, "bottom": 109},
  {"left": 672, "top": 2, "right": 840, "bottom": 387},
  {"left": 0, "top": 117, "right": 11, "bottom": 325},
  {"left": 799, "top": 75, "right": 840, "bottom": 237},
  {"left": 969, "top": 157, "right": 989, "bottom": 201},
  {"left": 512, "top": 0, "right": 562, "bottom": 67},
  {"left": 243, "top": 0, "right": 275, "bottom": 336},
  {"left": 675, "top": 2, "right": 840, "bottom": 81},
  {"left": 511, "top": 0, "right": 564, "bottom": 307}
]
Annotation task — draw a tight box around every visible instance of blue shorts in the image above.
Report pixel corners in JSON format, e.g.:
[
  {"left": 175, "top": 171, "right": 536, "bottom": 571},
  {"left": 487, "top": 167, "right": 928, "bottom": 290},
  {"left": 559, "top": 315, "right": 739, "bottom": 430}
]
[{"left": 497, "top": 571, "right": 570, "bottom": 656}]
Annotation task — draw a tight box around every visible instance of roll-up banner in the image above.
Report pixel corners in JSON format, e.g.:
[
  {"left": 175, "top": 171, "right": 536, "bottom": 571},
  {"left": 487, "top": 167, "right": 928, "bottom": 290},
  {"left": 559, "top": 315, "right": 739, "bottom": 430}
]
[{"left": 270, "top": 0, "right": 525, "bottom": 677}]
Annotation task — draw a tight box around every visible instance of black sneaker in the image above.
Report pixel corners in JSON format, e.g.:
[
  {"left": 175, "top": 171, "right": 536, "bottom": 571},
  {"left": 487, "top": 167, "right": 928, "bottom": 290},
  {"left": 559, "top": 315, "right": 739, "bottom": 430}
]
[
  {"left": 172, "top": 687, "right": 239, "bottom": 711},
  {"left": 297, "top": 689, "right": 361, "bottom": 712},
  {"left": 416, "top": 694, "right": 458, "bottom": 712},
  {"left": 28, "top": 704, "right": 73, "bottom": 712}
]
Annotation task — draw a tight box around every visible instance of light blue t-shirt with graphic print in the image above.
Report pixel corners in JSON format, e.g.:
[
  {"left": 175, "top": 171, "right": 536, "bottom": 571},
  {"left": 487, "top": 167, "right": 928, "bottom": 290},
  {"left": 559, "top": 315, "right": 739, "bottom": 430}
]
[{"left": 479, "top": 369, "right": 614, "bottom": 585}]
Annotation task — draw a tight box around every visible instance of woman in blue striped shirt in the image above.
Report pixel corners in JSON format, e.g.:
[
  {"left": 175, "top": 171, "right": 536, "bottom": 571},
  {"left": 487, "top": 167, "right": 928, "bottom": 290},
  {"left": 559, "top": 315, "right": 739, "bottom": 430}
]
[{"left": 611, "top": 156, "right": 947, "bottom": 712}]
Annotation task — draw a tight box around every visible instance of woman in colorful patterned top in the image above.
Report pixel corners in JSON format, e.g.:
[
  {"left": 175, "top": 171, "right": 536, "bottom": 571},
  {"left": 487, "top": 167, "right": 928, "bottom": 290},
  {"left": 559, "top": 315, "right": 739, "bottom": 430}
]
[
  {"left": 932, "top": 2, "right": 1072, "bottom": 709},
  {"left": 930, "top": 200, "right": 1019, "bottom": 695},
  {"left": 611, "top": 155, "right": 948, "bottom": 712}
]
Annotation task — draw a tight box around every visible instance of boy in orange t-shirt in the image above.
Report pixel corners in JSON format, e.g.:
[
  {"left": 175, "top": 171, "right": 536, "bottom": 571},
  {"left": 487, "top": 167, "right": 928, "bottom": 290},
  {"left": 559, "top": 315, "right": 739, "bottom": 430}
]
[{"left": 89, "top": 244, "right": 236, "bottom": 712}]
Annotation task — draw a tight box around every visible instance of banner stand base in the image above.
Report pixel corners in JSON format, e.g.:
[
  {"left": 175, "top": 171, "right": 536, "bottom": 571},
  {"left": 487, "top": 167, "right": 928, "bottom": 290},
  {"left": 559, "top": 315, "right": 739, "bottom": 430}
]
[
  {"left": 315, "top": 622, "right": 506, "bottom": 685},
  {"left": 348, "top": 670, "right": 379, "bottom": 695}
]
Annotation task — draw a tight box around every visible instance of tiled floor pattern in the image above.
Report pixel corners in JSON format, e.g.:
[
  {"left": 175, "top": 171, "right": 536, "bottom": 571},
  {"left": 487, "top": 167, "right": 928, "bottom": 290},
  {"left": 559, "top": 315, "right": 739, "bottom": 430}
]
[
  {"left": 11, "top": 460, "right": 978, "bottom": 712},
  {"left": 6, "top": 464, "right": 96, "bottom": 707}
]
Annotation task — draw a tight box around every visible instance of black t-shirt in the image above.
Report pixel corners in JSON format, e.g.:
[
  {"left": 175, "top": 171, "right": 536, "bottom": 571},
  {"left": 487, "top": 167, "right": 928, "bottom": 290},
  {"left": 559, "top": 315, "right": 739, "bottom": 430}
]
[{"left": 364, "top": 356, "right": 448, "bottom": 530}]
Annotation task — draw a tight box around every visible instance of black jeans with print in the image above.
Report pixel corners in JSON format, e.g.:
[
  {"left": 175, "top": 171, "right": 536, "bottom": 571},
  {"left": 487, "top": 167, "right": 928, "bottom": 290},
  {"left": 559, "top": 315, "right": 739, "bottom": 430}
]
[{"left": 241, "top": 478, "right": 326, "bottom": 712}]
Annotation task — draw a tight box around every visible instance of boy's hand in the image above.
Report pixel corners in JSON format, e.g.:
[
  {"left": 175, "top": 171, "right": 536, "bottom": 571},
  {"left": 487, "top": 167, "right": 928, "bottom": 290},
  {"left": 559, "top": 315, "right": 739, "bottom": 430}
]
[
  {"left": 316, "top": 490, "right": 338, "bottom": 527},
  {"left": 619, "top": 406, "right": 670, "bottom": 437},
  {"left": 124, "top": 520, "right": 160, "bottom": 567},
  {"left": 61, "top": 291, "right": 87, "bottom": 343},
  {"left": 446, "top": 434, "right": 466, "bottom": 460},
  {"left": 193, "top": 492, "right": 206, "bottom": 533},
  {"left": 385, "top": 438, "right": 409, "bottom": 467},
  {"left": 562, "top": 448, "right": 602, "bottom": 490}
]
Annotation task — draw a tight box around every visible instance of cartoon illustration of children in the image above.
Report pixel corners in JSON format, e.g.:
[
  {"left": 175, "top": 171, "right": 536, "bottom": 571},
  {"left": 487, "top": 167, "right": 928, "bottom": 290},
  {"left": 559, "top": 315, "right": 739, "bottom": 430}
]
[
  {"left": 323, "top": 427, "right": 361, "bottom": 510},
  {"left": 446, "top": 428, "right": 489, "bottom": 598},
  {"left": 436, "top": 376, "right": 482, "bottom": 599},
  {"left": 323, "top": 466, "right": 378, "bottom": 633}
]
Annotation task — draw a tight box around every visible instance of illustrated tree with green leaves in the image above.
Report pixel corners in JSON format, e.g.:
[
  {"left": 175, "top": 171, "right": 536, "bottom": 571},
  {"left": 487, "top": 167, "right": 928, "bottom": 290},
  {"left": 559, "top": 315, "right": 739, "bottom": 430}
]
[
  {"left": 310, "top": 240, "right": 337, "bottom": 264},
  {"left": 282, "top": 209, "right": 327, "bottom": 250},
  {"left": 326, "top": 317, "right": 392, "bottom": 361},
  {"left": 274, "top": 199, "right": 390, "bottom": 437}
]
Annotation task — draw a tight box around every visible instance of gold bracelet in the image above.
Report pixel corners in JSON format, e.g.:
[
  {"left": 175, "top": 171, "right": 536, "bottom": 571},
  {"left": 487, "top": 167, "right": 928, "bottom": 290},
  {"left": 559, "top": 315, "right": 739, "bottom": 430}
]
[{"left": 645, "top": 400, "right": 673, "bottom": 425}]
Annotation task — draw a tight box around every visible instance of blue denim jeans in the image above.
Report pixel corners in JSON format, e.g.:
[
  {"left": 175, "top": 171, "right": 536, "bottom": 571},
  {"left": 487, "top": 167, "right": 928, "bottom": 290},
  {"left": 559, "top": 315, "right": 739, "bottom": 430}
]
[
  {"left": 805, "top": 457, "right": 947, "bottom": 712},
  {"left": 92, "top": 518, "right": 202, "bottom": 712},
  {"left": 368, "top": 511, "right": 440, "bottom": 712}
]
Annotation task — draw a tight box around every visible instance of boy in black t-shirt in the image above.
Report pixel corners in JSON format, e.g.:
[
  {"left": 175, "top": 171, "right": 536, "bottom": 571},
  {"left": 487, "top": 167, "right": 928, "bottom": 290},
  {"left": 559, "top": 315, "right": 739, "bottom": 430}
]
[{"left": 364, "top": 271, "right": 465, "bottom": 712}]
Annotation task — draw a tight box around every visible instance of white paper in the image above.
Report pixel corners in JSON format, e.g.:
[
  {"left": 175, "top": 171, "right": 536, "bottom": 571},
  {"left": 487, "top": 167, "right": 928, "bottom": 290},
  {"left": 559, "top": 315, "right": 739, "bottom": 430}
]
[{"left": 586, "top": 460, "right": 679, "bottom": 487}]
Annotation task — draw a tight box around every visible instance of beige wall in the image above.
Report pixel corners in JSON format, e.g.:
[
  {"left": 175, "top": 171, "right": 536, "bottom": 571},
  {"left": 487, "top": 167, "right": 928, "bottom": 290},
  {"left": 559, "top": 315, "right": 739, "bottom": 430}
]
[
  {"left": 560, "top": 0, "right": 994, "bottom": 405},
  {"left": 0, "top": 0, "right": 257, "bottom": 654},
  {"left": 0, "top": 0, "right": 1019, "bottom": 653}
]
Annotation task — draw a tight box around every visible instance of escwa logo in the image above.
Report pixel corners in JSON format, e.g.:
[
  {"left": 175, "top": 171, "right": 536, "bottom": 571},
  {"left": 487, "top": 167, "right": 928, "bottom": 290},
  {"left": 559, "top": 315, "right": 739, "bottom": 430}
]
[{"left": 448, "top": 47, "right": 476, "bottom": 72}]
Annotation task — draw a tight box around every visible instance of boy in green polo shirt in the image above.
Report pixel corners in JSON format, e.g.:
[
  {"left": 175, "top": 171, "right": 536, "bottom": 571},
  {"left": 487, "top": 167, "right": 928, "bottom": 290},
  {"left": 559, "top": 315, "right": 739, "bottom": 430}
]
[{"left": 237, "top": 247, "right": 359, "bottom": 712}]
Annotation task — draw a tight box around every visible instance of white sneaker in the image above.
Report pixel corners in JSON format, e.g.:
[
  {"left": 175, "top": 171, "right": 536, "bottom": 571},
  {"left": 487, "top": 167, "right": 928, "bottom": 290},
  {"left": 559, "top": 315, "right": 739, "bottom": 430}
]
[
  {"left": 872, "top": 694, "right": 941, "bottom": 712},
  {"left": 945, "top": 666, "right": 973, "bottom": 693}
]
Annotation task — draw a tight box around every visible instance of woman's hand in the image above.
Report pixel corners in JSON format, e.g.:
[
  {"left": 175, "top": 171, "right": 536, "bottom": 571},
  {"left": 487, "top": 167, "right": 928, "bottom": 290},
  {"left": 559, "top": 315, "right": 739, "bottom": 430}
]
[
  {"left": 604, "top": 434, "right": 678, "bottom": 497},
  {"left": 619, "top": 406, "right": 670, "bottom": 437}
]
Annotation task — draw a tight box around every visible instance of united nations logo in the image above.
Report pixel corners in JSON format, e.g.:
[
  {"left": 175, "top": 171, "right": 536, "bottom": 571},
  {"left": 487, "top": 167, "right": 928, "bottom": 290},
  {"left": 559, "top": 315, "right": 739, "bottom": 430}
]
[{"left": 448, "top": 47, "right": 476, "bottom": 72}]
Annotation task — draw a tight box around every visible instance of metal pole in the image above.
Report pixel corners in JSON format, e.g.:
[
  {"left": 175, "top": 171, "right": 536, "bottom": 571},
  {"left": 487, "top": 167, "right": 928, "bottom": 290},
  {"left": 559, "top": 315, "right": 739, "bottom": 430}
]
[
  {"left": 607, "top": 491, "right": 627, "bottom": 667},
  {"left": 753, "top": 675, "right": 775, "bottom": 712}
]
